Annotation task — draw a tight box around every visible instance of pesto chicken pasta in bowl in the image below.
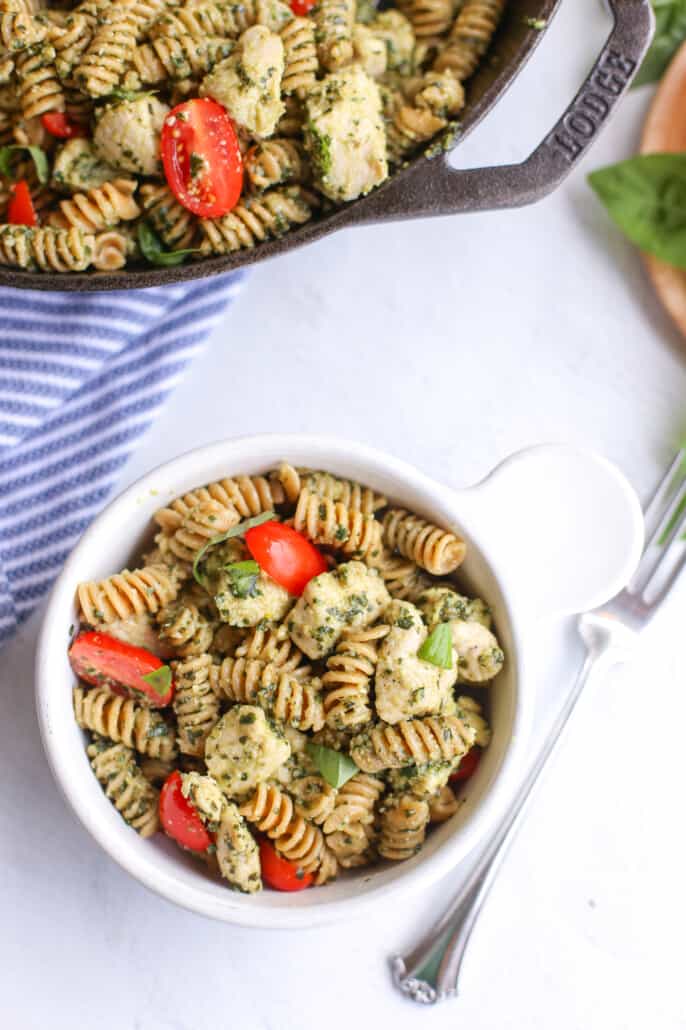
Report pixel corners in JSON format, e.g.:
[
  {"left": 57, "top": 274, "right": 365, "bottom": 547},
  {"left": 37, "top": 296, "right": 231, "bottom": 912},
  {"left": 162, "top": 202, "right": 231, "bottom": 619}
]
[
  {"left": 63, "top": 457, "right": 504, "bottom": 898},
  {"left": 0, "top": 0, "right": 507, "bottom": 274}
]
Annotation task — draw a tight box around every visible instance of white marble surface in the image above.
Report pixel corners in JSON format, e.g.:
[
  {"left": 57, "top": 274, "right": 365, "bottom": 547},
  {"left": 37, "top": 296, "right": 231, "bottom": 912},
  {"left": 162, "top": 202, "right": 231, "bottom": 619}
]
[{"left": 2, "top": 3, "right": 686, "bottom": 1027}]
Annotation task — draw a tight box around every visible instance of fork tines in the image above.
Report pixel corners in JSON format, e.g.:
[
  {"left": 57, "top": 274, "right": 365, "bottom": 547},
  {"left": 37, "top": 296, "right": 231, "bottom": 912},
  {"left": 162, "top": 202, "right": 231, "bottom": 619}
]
[{"left": 627, "top": 448, "right": 686, "bottom": 608}]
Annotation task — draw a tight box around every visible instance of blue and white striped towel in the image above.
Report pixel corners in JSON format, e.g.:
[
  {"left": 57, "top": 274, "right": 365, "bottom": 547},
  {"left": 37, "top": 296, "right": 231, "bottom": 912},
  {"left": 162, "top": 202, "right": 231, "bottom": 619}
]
[{"left": 0, "top": 271, "right": 245, "bottom": 647}]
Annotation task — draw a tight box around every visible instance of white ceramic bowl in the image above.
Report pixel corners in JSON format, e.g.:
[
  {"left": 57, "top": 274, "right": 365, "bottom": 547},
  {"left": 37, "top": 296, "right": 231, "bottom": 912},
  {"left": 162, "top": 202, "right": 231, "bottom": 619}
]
[{"left": 36, "top": 435, "right": 643, "bottom": 928}]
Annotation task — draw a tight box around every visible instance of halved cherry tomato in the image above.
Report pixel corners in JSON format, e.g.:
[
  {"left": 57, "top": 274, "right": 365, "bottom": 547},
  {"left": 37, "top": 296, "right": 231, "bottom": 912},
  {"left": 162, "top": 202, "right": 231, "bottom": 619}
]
[
  {"left": 450, "top": 747, "right": 481, "bottom": 783},
  {"left": 161, "top": 98, "right": 243, "bottom": 218},
  {"left": 7, "top": 180, "right": 36, "bottom": 227},
  {"left": 160, "top": 771, "right": 213, "bottom": 852},
  {"left": 68, "top": 631, "right": 174, "bottom": 707},
  {"left": 41, "top": 112, "right": 86, "bottom": 139},
  {"left": 259, "top": 838, "right": 314, "bottom": 891},
  {"left": 290, "top": 0, "right": 315, "bottom": 13},
  {"left": 245, "top": 521, "right": 328, "bottom": 596}
]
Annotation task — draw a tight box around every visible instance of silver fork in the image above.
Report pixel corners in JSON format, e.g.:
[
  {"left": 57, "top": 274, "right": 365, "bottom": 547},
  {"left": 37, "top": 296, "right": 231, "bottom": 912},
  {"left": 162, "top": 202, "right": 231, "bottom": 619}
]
[{"left": 392, "top": 449, "right": 686, "bottom": 1005}]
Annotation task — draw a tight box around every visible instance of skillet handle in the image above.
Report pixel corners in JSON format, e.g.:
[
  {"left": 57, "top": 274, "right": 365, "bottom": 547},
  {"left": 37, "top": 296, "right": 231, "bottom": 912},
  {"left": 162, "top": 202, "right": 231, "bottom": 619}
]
[{"left": 355, "top": 0, "right": 655, "bottom": 223}]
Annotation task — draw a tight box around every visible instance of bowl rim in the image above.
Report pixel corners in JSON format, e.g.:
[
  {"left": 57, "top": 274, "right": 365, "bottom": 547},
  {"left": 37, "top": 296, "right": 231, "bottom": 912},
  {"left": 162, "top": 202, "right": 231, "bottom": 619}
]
[{"left": 35, "top": 433, "right": 532, "bottom": 928}]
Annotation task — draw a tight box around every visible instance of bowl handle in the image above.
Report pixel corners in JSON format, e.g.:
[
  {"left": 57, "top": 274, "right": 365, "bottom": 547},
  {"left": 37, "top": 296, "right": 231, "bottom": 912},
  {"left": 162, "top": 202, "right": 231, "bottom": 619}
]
[
  {"left": 448, "top": 445, "right": 644, "bottom": 621},
  {"left": 353, "top": 0, "right": 654, "bottom": 223}
]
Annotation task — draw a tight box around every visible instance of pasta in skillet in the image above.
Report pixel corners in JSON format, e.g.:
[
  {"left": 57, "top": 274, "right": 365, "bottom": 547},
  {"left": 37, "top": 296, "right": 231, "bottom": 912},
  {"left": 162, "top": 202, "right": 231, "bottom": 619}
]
[
  {"left": 0, "top": 0, "right": 508, "bottom": 272},
  {"left": 68, "top": 463, "right": 504, "bottom": 894}
]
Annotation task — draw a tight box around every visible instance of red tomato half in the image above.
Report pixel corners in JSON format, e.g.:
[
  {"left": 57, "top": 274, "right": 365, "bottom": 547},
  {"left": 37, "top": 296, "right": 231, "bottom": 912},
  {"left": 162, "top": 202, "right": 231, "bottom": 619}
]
[
  {"left": 41, "top": 112, "right": 86, "bottom": 139},
  {"left": 450, "top": 747, "right": 481, "bottom": 783},
  {"left": 68, "top": 631, "right": 174, "bottom": 707},
  {"left": 7, "top": 180, "right": 36, "bottom": 227},
  {"left": 290, "top": 0, "right": 315, "bottom": 12},
  {"left": 245, "top": 521, "right": 328, "bottom": 596},
  {"left": 161, "top": 98, "right": 243, "bottom": 218},
  {"left": 160, "top": 771, "right": 213, "bottom": 852},
  {"left": 259, "top": 839, "right": 314, "bottom": 891}
]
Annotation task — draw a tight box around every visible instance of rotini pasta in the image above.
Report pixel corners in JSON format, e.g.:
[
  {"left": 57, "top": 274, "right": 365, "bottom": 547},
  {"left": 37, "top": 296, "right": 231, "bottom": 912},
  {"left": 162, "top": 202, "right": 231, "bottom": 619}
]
[
  {"left": 0, "top": 224, "right": 93, "bottom": 270},
  {"left": 88, "top": 736, "right": 160, "bottom": 836},
  {"left": 199, "top": 186, "right": 316, "bottom": 255},
  {"left": 280, "top": 16, "right": 317, "bottom": 95},
  {"left": 315, "top": 0, "right": 354, "bottom": 70},
  {"left": 244, "top": 138, "right": 308, "bottom": 192},
  {"left": 433, "top": 0, "right": 505, "bottom": 78},
  {"left": 74, "top": 686, "right": 178, "bottom": 759},
  {"left": 16, "top": 42, "right": 64, "bottom": 119},
  {"left": 92, "top": 229, "right": 131, "bottom": 269},
  {"left": 139, "top": 182, "right": 198, "bottom": 250},
  {"left": 47, "top": 177, "right": 140, "bottom": 231},
  {"left": 69, "top": 460, "right": 502, "bottom": 894}
]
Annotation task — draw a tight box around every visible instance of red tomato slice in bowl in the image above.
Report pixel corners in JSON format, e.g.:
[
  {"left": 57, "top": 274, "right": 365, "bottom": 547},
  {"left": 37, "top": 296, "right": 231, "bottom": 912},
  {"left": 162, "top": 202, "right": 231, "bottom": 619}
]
[
  {"left": 259, "top": 838, "right": 313, "bottom": 891},
  {"left": 161, "top": 98, "right": 243, "bottom": 218},
  {"left": 449, "top": 747, "right": 481, "bottom": 783},
  {"left": 41, "top": 112, "right": 85, "bottom": 139},
  {"left": 245, "top": 521, "right": 328, "bottom": 595},
  {"left": 7, "top": 180, "right": 37, "bottom": 226},
  {"left": 68, "top": 631, "right": 174, "bottom": 707},
  {"left": 160, "top": 771, "right": 213, "bottom": 852}
]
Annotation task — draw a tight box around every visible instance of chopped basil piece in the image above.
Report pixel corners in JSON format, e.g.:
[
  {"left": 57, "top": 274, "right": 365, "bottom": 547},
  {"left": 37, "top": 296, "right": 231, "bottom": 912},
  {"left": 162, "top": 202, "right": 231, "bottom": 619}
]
[
  {"left": 225, "top": 559, "right": 260, "bottom": 598},
  {"left": 141, "top": 664, "right": 172, "bottom": 697},
  {"left": 137, "top": 222, "right": 200, "bottom": 267},
  {"left": 0, "top": 144, "right": 49, "bottom": 184},
  {"left": 417, "top": 622, "right": 453, "bottom": 669},
  {"left": 306, "top": 741, "right": 358, "bottom": 789},
  {"left": 193, "top": 510, "right": 274, "bottom": 587}
]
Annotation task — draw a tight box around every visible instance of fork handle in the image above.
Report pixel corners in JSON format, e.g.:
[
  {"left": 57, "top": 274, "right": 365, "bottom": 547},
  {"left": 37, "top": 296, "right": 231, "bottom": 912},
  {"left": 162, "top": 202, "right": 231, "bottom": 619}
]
[{"left": 392, "top": 622, "right": 628, "bottom": 1004}]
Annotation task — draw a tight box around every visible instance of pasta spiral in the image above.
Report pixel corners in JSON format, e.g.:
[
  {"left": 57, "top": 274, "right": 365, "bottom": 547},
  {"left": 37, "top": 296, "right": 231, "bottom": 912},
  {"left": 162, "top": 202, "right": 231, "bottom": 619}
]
[
  {"left": 48, "top": 178, "right": 140, "bottom": 232},
  {"left": 382, "top": 508, "right": 465, "bottom": 575},
  {"left": 77, "top": 563, "right": 179, "bottom": 624},
  {"left": 293, "top": 488, "right": 383, "bottom": 559},
  {"left": 154, "top": 473, "right": 285, "bottom": 533},
  {"left": 75, "top": 3, "right": 139, "bottom": 97},
  {"left": 132, "top": 35, "right": 233, "bottom": 83},
  {"left": 325, "top": 821, "right": 375, "bottom": 868},
  {"left": 428, "top": 783, "right": 459, "bottom": 823},
  {"left": 52, "top": 13, "right": 93, "bottom": 83},
  {"left": 74, "top": 686, "right": 178, "bottom": 759},
  {"left": 280, "top": 16, "right": 317, "bottom": 96},
  {"left": 157, "top": 601, "right": 215, "bottom": 656},
  {"left": 245, "top": 138, "right": 309, "bottom": 192},
  {"left": 274, "top": 461, "right": 301, "bottom": 503},
  {"left": 385, "top": 72, "right": 464, "bottom": 161},
  {"left": 88, "top": 737, "right": 160, "bottom": 836},
  {"left": 171, "top": 653, "right": 221, "bottom": 756},
  {"left": 433, "top": 0, "right": 505, "bottom": 78},
  {"left": 210, "top": 658, "right": 325, "bottom": 732},
  {"left": 397, "top": 0, "right": 452, "bottom": 37},
  {"left": 16, "top": 43, "right": 64, "bottom": 119},
  {"left": 0, "top": 10, "right": 47, "bottom": 52},
  {"left": 235, "top": 623, "right": 309, "bottom": 674},
  {"left": 289, "top": 773, "right": 337, "bottom": 825},
  {"left": 302, "top": 469, "right": 387, "bottom": 515},
  {"left": 139, "top": 182, "right": 198, "bottom": 250},
  {"left": 369, "top": 547, "right": 432, "bottom": 602},
  {"left": 240, "top": 782, "right": 336, "bottom": 880},
  {"left": 169, "top": 499, "right": 240, "bottom": 562},
  {"left": 378, "top": 793, "right": 429, "bottom": 860},
  {"left": 322, "top": 772, "right": 384, "bottom": 833},
  {"left": 199, "top": 186, "right": 316, "bottom": 255},
  {"left": 0, "top": 225, "right": 94, "bottom": 272},
  {"left": 151, "top": 1, "right": 256, "bottom": 41},
  {"left": 315, "top": 0, "right": 354, "bottom": 70},
  {"left": 275, "top": 94, "right": 303, "bottom": 137},
  {"left": 93, "top": 230, "right": 131, "bottom": 270},
  {"left": 139, "top": 754, "right": 175, "bottom": 787},
  {"left": 351, "top": 713, "right": 475, "bottom": 773},
  {"left": 321, "top": 623, "right": 389, "bottom": 729}
]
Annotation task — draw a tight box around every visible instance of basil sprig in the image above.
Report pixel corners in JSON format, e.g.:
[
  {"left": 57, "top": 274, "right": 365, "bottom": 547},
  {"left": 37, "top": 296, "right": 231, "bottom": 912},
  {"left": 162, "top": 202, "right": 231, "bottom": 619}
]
[
  {"left": 306, "top": 742, "right": 359, "bottom": 789},
  {"left": 633, "top": 0, "right": 686, "bottom": 88},
  {"left": 588, "top": 154, "right": 686, "bottom": 268},
  {"left": 138, "top": 223, "right": 200, "bottom": 267},
  {"left": 226, "top": 559, "right": 260, "bottom": 598},
  {"left": 141, "top": 664, "right": 172, "bottom": 698},
  {"left": 192, "top": 510, "right": 274, "bottom": 587},
  {"left": 417, "top": 623, "right": 453, "bottom": 669},
  {"left": 0, "top": 145, "right": 48, "bottom": 184}
]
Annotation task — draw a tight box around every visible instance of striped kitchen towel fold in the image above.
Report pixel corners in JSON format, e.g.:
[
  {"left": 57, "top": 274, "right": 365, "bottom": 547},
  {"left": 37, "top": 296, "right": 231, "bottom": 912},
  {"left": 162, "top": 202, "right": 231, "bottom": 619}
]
[{"left": 0, "top": 271, "right": 245, "bottom": 647}]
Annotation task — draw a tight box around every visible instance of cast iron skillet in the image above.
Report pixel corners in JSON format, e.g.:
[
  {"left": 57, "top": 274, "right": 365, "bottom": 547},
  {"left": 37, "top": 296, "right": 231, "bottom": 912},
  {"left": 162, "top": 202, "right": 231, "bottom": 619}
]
[{"left": 1, "top": 0, "right": 654, "bottom": 291}]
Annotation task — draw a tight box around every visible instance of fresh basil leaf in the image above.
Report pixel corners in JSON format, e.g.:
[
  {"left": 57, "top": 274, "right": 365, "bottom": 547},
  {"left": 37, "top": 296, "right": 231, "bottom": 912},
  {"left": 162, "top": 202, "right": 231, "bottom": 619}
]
[
  {"left": 226, "top": 559, "right": 260, "bottom": 599},
  {"left": 417, "top": 622, "right": 453, "bottom": 669},
  {"left": 193, "top": 510, "right": 275, "bottom": 587},
  {"left": 633, "top": 0, "right": 686, "bottom": 88},
  {"left": 588, "top": 154, "right": 686, "bottom": 268},
  {"left": 107, "top": 87, "right": 158, "bottom": 103},
  {"left": 0, "top": 145, "right": 49, "bottom": 184},
  {"left": 141, "top": 664, "right": 172, "bottom": 698},
  {"left": 306, "top": 742, "right": 359, "bottom": 789},
  {"left": 137, "top": 222, "right": 200, "bottom": 267}
]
